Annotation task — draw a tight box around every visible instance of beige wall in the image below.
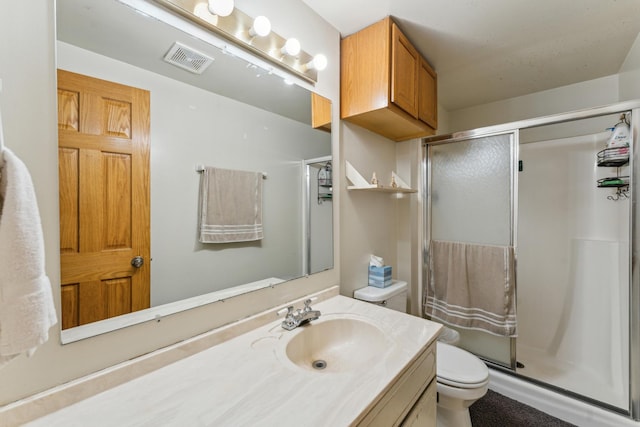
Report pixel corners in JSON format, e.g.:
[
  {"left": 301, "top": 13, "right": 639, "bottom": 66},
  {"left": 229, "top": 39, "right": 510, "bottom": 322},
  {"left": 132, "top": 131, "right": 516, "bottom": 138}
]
[
  {"left": 447, "top": 75, "right": 621, "bottom": 133},
  {"left": 338, "top": 122, "right": 426, "bottom": 316},
  {"left": 0, "top": 0, "right": 340, "bottom": 406},
  {"left": 619, "top": 32, "right": 640, "bottom": 101},
  {"left": 339, "top": 124, "right": 399, "bottom": 297}
]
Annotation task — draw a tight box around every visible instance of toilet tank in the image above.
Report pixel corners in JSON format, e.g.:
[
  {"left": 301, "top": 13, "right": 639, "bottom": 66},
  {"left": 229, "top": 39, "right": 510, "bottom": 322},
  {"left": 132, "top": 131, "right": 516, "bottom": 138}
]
[{"left": 353, "top": 280, "right": 407, "bottom": 313}]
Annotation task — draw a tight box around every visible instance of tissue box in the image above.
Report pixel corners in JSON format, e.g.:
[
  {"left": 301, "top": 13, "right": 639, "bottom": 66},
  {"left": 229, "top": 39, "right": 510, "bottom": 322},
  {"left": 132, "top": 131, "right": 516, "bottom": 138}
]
[{"left": 368, "top": 265, "right": 392, "bottom": 288}]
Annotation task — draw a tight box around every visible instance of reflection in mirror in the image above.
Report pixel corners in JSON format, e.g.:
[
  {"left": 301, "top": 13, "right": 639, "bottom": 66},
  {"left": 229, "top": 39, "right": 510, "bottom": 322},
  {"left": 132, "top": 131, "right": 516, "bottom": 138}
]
[
  {"left": 56, "top": 0, "right": 332, "bottom": 342},
  {"left": 304, "top": 157, "right": 333, "bottom": 275}
]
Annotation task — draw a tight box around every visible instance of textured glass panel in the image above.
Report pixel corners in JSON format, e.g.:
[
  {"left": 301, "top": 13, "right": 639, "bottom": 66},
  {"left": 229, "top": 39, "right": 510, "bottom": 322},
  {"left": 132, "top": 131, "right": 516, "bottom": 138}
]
[
  {"left": 429, "top": 132, "right": 514, "bottom": 368},
  {"left": 431, "top": 134, "right": 513, "bottom": 246}
]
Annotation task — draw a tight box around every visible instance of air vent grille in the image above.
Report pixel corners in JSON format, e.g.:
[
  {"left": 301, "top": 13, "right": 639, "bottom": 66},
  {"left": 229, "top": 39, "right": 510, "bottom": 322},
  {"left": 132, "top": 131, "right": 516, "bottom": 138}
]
[{"left": 163, "top": 42, "right": 214, "bottom": 74}]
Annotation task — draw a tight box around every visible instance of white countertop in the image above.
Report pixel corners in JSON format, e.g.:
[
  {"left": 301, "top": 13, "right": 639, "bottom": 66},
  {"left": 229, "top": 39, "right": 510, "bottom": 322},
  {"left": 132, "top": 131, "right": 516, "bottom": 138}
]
[{"left": 25, "top": 295, "right": 441, "bottom": 427}]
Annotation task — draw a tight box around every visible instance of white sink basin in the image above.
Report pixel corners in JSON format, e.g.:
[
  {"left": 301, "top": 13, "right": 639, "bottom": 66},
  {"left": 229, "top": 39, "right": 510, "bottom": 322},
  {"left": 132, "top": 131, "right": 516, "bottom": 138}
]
[{"left": 284, "top": 317, "right": 389, "bottom": 373}]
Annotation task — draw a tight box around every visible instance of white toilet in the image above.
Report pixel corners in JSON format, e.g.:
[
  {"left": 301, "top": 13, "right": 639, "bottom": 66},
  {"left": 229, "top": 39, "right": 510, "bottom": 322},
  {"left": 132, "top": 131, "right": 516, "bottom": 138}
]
[{"left": 354, "top": 282, "right": 489, "bottom": 427}]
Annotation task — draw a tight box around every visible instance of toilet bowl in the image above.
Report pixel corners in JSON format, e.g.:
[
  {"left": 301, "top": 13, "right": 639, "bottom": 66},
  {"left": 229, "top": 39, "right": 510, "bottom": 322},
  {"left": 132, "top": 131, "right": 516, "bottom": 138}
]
[
  {"left": 436, "top": 341, "right": 489, "bottom": 427},
  {"left": 353, "top": 283, "right": 489, "bottom": 427}
]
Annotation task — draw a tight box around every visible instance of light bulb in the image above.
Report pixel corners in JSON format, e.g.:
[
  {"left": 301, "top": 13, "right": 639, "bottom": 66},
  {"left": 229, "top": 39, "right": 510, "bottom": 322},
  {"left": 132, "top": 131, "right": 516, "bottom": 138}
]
[
  {"left": 208, "top": 0, "right": 234, "bottom": 17},
  {"left": 249, "top": 16, "right": 271, "bottom": 37},
  {"left": 281, "top": 38, "right": 301, "bottom": 56},
  {"left": 304, "top": 54, "right": 328, "bottom": 71},
  {"left": 194, "top": 3, "right": 209, "bottom": 16}
]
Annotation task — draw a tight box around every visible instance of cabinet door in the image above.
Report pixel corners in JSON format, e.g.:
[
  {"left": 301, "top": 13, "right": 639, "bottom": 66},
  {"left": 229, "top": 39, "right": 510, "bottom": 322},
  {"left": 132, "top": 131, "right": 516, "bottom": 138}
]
[
  {"left": 391, "top": 22, "right": 419, "bottom": 118},
  {"left": 418, "top": 58, "right": 438, "bottom": 129},
  {"left": 401, "top": 379, "right": 436, "bottom": 427}
]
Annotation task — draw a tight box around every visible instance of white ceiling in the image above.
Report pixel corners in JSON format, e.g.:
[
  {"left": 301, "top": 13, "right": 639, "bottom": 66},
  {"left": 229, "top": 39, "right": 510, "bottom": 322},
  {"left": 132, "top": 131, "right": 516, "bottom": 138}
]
[{"left": 302, "top": 0, "right": 640, "bottom": 111}]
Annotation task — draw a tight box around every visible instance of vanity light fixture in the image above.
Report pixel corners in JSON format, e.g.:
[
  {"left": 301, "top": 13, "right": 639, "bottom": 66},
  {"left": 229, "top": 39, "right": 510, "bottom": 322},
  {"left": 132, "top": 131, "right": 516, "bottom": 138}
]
[
  {"left": 154, "top": 0, "right": 327, "bottom": 84},
  {"left": 249, "top": 16, "right": 271, "bottom": 37},
  {"left": 281, "top": 38, "right": 301, "bottom": 57},
  {"left": 303, "top": 54, "right": 328, "bottom": 71},
  {"left": 208, "top": 0, "right": 234, "bottom": 17}
]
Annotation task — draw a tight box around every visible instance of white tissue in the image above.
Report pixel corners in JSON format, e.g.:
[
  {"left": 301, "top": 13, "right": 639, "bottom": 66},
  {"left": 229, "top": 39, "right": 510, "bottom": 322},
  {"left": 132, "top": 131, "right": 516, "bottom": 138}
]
[{"left": 370, "top": 254, "right": 384, "bottom": 267}]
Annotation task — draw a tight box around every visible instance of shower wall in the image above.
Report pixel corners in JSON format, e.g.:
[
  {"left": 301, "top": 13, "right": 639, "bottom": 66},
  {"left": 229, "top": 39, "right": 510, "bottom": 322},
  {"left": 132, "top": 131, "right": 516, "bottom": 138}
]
[{"left": 517, "top": 132, "right": 629, "bottom": 408}]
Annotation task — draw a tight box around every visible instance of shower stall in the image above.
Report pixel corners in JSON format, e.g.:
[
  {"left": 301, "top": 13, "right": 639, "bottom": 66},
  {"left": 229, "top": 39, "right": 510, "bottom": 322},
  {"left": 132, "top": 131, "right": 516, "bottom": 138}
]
[
  {"left": 302, "top": 156, "right": 333, "bottom": 276},
  {"left": 422, "top": 100, "right": 640, "bottom": 419}
]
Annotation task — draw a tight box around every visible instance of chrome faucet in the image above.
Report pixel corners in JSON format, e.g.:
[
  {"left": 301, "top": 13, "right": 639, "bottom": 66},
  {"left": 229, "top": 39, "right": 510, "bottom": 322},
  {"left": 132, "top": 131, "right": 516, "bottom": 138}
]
[{"left": 278, "top": 298, "right": 321, "bottom": 331}]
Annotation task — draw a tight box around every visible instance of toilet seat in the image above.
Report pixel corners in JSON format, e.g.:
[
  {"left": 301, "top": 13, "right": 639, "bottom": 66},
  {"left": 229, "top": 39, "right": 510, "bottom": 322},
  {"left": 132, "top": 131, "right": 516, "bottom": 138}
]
[{"left": 437, "top": 342, "right": 489, "bottom": 389}]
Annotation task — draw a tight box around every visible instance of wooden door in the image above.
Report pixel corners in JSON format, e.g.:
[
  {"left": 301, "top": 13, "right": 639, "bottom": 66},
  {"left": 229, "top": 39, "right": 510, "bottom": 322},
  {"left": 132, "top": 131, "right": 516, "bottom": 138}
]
[
  {"left": 57, "top": 69, "right": 151, "bottom": 330},
  {"left": 418, "top": 58, "right": 438, "bottom": 129},
  {"left": 391, "top": 22, "right": 419, "bottom": 119}
]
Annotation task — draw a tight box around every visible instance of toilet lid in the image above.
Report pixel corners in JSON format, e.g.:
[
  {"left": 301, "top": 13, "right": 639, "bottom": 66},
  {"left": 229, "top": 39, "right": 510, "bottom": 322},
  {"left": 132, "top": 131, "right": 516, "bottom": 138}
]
[{"left": 436, "top": 342, "right": 489, "bottom": 388}]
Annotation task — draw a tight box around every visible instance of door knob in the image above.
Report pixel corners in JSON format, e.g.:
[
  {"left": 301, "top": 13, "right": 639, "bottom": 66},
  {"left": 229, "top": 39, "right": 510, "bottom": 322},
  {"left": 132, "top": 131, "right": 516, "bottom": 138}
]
[{"left": 131, "top": 256, "right": 144, "bottom": 268}]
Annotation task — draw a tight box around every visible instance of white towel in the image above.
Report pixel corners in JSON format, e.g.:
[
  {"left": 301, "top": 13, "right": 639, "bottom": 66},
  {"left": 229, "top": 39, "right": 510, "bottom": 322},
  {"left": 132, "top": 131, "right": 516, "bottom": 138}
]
[
  {"left": 0, "top": 148, "right": 58, "bottom": 368},
  {"left": 198, "top": 167, "right": 263, "bottom": 243},
  {"left": 425, "top": 240, "right": 517, "bottom": 337}
]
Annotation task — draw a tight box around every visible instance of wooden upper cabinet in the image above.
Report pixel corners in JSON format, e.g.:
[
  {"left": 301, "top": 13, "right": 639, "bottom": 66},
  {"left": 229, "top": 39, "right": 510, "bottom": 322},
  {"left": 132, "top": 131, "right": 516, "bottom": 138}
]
[
  {"left": 341, "top": 17, "right": 438, "bottom": 142},
  {"left": 311, "top": 92, "right": 332, "bottom": 132},
  {"left": 391, "top": 23, "right": 419, "bottom": 118},
  {"left": 418, "top": 58, "right": 438, "bottom": 129}
]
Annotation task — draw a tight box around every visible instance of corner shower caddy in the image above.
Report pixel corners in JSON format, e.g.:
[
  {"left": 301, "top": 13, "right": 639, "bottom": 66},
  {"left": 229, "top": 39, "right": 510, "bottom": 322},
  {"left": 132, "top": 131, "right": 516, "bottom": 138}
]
[
  {"left": 317, "top": 161, "right": 333, "bottom": 204},
  {"left": 597, "top": 146, "right": 630, "bottom": 201}
]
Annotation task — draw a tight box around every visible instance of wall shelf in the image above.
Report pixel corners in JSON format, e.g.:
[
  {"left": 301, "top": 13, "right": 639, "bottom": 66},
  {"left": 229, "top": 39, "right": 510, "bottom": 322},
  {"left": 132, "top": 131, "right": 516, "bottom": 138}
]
[
  {"left": 345, "top": 161, "right": 417, "bottom": 193},
  {"left": 347, "top": 185, "right": 417, "bottom": 193}
]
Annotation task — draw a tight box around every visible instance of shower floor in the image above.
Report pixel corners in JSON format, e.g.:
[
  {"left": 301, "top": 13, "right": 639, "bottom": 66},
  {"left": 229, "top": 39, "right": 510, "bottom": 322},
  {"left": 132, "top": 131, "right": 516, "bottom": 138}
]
[{"left": 515, "top": 344, "right": 627, "bottom": 410}]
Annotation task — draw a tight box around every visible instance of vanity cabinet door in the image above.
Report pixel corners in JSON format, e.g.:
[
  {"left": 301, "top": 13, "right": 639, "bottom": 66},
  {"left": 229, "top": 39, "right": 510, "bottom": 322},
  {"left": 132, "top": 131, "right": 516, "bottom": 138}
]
[
  {"left": 391, "top": 22, "right": 419, "bottom": 119},
  {"left": 357, "top": 342, "right": 436, "bottom": 426},
  {"left": 401, "top": 379, "right": 437, "bottom": 427}
]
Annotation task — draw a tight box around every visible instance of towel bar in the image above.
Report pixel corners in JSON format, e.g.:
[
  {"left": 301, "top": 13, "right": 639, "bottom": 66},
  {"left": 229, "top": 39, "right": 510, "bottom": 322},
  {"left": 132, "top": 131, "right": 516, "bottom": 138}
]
[{"left": 195, "top": 164, "right": 267, "bottom": 179}]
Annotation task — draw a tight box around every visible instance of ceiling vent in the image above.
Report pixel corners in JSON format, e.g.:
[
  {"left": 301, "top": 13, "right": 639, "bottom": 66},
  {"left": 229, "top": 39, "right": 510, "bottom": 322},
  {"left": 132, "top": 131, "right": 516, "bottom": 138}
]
[{"left": 163, "top": 42, "right": 214, "bottom": 74}]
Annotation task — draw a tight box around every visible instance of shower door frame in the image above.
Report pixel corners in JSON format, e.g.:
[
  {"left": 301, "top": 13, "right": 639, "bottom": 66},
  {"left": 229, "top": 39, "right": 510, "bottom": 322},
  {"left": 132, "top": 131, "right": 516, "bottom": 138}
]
[
  {"left": 422, "top": 100, "right": 640, "bottom": 419},
  {"left": 423, "top": 129, "right": 519, "bottom": 368}
]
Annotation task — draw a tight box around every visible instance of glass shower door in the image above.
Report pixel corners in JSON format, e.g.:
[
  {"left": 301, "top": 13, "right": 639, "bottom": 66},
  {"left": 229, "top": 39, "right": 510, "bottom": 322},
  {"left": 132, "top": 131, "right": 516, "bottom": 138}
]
[{"left": 426, "top": 131, "right": 517, "bottom": 368}]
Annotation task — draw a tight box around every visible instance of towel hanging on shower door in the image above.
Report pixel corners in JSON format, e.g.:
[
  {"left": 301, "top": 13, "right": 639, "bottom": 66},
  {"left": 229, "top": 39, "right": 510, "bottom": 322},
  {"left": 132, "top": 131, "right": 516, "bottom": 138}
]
[{"left": 425, "top": 240, "right": 517, "bottom": 337}]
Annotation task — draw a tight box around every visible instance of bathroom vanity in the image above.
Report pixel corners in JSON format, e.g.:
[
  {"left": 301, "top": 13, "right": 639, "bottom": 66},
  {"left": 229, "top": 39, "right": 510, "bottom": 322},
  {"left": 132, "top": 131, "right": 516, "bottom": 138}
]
[{"left": 5, "top": 288, "right": 441, "bottom": 426}]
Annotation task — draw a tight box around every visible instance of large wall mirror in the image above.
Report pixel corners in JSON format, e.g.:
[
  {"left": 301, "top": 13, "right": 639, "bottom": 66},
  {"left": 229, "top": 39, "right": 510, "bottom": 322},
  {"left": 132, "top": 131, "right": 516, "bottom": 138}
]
[{"left": 56, "top": 0, "right": 333, "bottom": 343}]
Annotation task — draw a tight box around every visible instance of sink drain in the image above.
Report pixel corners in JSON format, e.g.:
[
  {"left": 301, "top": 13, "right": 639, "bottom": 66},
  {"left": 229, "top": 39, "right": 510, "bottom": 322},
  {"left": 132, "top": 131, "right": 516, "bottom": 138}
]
[{"left": 312, "top": 359, "right": 327, "bottom": 370}]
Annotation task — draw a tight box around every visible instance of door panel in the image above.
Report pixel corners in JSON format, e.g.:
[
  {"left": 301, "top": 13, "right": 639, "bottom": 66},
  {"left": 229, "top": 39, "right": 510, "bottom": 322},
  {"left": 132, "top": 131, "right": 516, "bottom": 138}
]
[
  {"left": 58, "top": 147, "right": 79, "bottom": 253},
  {"left": 418, "top": 58, "right": 437, "bottom": 129},
  {"left": 57, "top": 69, "right": 150, "bottom": 329},
  {"left": 427, "top": 131, "right": 517, "bottom": 368},
  {"left": 391, "top": 23, "right": 418, "bottom": 118}
]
